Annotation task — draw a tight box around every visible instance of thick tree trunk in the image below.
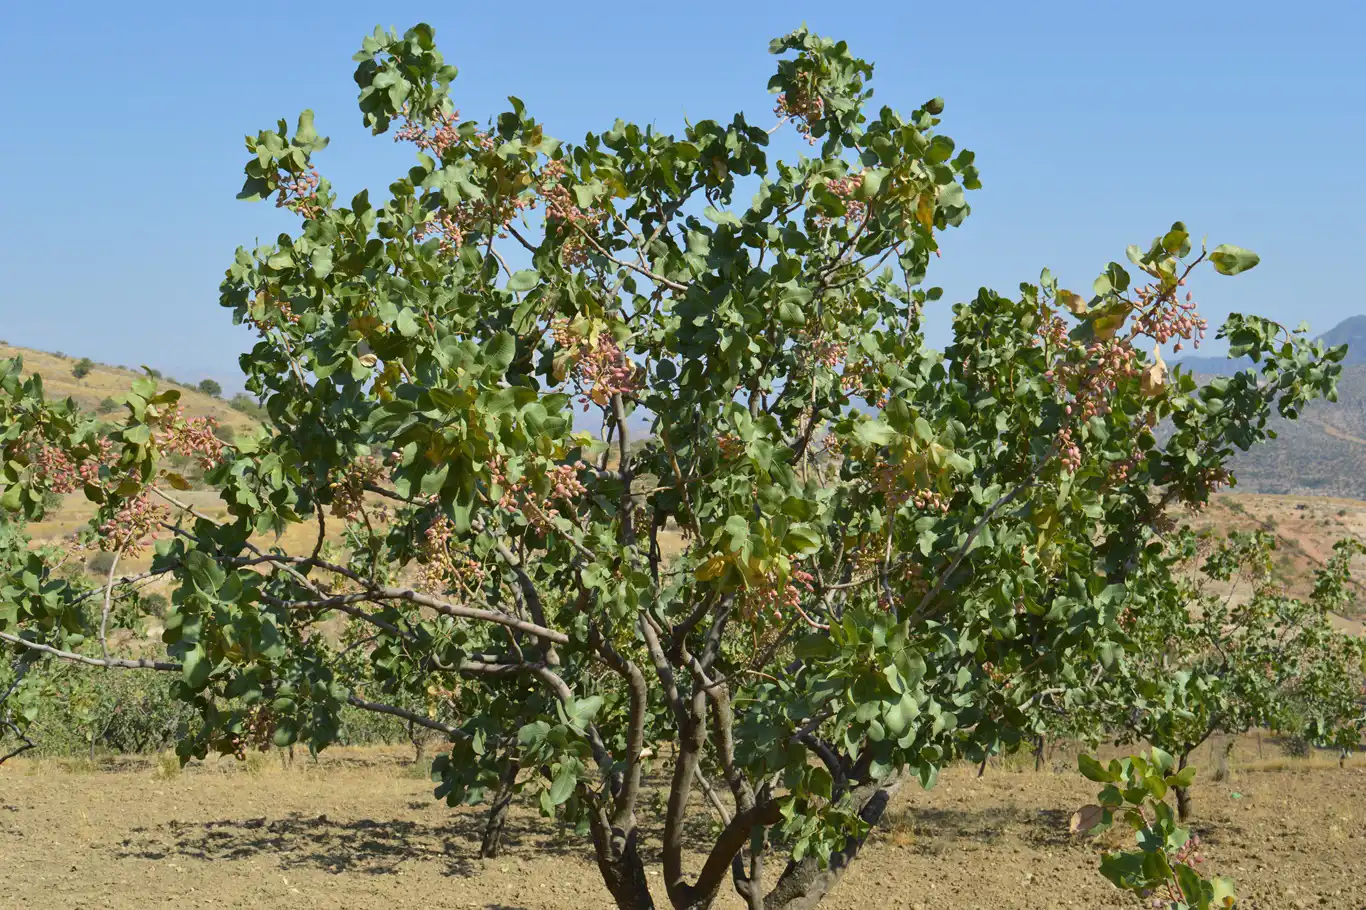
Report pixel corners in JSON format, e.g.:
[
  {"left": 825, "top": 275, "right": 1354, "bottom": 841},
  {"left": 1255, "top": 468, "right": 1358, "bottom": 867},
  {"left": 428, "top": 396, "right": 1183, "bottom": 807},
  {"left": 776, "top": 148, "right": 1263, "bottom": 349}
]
[
  {"left": 589, "top": 806, "right": 655, "bottom": 910},
  {"left": 480, "top": 758, "right": 520, "bottom": 859},
  {"left": 763, "top": 778, "right": 901, "bottom": 910},
  {"left": 408, "top": 718, "right": 427, "bottom": 765},
  {"left": 1175, "top": 752, "right": 1193, "bottom": 823}
]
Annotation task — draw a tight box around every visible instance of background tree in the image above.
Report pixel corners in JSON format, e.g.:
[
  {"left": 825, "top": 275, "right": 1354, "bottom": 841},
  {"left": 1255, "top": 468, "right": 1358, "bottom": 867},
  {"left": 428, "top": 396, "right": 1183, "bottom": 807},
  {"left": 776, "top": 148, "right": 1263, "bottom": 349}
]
[
  {"left": 0, "top": 23, "right": 1346, "bottom": 909},
  {"left": 198, "top": 378, "right": 223, "bottom": 398},
  {"left": 1097, "top": 530, "right": 1366, "bottom": 820},
  {"left": 70, "top": 357, "right": 94, "bottom": 384}
]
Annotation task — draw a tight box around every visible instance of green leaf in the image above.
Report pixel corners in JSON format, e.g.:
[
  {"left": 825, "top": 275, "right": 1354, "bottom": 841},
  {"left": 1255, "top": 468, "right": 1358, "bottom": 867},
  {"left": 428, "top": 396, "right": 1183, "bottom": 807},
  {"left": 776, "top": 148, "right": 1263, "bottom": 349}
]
[
  {"left": 507, "top": 269, "right": 539, "bottom": 292},
  {"left": 1167, "top": 766, "right": 1197, "bottom": 788},
  {"left": 723, "top": 515, "right": 749, "bottom": 552},
  {"left": 1161, "top": 229, "right": 1189, "bottom": 254},
  {"left": 548, "top": 764, "right": 576, "bottom": 806},
  {"left": 569, "top": 695, "right": 604, "bottom": 727},
  {"left": 808, "top": 765, "right": 833, "bottom": 800},
  {"left": 1211, "top": 876, "right": 1237, "bottom": 907},
  {"left": 182, "top": 646, "right": 211, "bottom": 690},
  {"left": 1175, "top": 863, "right": 1204, "bottom": 903},
  {"left": 853, "top": 420, "right": 896, "bottom": 447},
  {"left": 1210, "top": 244, "right": 1260, "bottom": 276},
  {"left": 777, "top": 300, "right": 806, "bottom": 329},
  {"left": 272, "top": 722, "right": 298, "bottom": 748},
  {"left": 884, "top": 693, "right": 919, "bottom": 735},
  {"left": 784, "top": 525, "right": 822, "bottom": 555},
  {"left": 309, "top": 247, "right": 333, "bottom": 278},
  {"left": 855, "top": 168, "right": 887, "bottom": 199},
  {"left": 395, "top": 308, "right": 420, "bottom": 337},
  {"left": 1098, "top": 851, "right": 1145, "bottom": 889},
  {"left": 484, "top": 332, "right": 517, "bottom": 372},
  {"left": 1079, "top": 753, "right": 1116, "bottom": 783},
  {"left": 703, "top": 205, "right": 742, "bottom": 227}
]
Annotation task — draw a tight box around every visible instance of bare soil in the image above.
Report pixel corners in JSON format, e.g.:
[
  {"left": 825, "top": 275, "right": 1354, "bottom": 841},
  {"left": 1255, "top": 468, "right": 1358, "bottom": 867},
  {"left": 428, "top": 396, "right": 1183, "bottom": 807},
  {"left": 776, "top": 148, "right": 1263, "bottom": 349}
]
[{"left": 2, "top": 741, "right": 1364, "bottom": 909}]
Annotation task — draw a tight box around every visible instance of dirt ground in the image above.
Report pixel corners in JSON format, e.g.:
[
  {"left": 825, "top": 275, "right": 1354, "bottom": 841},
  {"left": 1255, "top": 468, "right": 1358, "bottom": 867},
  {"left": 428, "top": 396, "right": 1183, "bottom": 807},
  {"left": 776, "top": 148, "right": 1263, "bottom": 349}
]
[{"left": 2, "top": 740, "right": 1364, "bottom": 910}]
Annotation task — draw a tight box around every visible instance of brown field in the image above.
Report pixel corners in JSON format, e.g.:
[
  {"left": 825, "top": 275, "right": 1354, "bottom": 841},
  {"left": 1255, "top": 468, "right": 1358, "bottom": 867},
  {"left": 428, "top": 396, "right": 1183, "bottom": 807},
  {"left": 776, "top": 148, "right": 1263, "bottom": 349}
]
[{"left": 2, "top": 736, "right": 1363, "bottom": 909}]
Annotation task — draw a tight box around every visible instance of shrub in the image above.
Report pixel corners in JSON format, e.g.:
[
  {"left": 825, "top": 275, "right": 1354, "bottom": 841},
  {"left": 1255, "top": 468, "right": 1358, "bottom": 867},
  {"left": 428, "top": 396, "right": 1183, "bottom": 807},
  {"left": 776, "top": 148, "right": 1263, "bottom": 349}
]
[
  {"left": 96, "top": 397, "right": 119, "bottom": 414},
  {"left": 228, "top": 393, "right": 266, "bottom": 421},
  {"left": 86, "top": 551, "right": 119, "bottom": 576},
  {"left": 198, "top": 378, "right": 223, "bottom": 397},
  {"left": 70, "top": 357, "right": 93, "bottom": 381}
]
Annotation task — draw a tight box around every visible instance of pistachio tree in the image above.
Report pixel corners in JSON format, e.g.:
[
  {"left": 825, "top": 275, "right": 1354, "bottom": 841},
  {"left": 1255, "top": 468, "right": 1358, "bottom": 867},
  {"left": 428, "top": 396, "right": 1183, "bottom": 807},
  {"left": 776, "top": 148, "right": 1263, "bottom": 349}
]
[
  {"left": 0, "top": 23, "right": 1346, "bottom": 909},
  {"left": 1101, "top": 530, "right": 1366, "bottom": 820}
]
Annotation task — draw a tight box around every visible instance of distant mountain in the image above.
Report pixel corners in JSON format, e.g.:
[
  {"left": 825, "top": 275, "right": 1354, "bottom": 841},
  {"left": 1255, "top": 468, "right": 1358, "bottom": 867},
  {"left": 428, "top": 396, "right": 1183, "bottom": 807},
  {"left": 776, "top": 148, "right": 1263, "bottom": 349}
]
[{"left": 1173, "top": 354, "right": 1253, "bottom": 376}]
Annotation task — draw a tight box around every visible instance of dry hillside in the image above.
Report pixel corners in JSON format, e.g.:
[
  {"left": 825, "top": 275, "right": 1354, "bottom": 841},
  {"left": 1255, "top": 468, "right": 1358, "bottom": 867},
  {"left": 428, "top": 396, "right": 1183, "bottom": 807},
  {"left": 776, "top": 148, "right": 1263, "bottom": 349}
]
[
  {"left": 0, "top": 342, "right": 258, "bottom": 436},
  {"left": 1186, "top": 493, "right": 1366, "bottom": 633}
]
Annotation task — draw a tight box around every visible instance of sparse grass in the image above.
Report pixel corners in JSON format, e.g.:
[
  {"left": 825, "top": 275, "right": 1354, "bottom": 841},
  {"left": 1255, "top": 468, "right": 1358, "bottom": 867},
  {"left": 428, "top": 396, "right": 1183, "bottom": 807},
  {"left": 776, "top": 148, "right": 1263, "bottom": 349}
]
[{"left": 155, "top": 753, "right": 182, "bottom": 779}]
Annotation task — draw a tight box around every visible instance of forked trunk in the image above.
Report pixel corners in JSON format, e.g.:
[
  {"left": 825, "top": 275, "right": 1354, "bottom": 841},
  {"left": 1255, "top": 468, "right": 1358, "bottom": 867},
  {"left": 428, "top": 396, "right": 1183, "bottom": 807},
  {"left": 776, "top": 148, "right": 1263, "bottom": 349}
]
[
  {"left": 589, "top": 807, "right": 655, "bottom": 910},
  {"left": 480, "top": 758, "right": 520, "bottom": 859},
  {"left": 763, "top": 778, "right": 901, "bottom": 910}
]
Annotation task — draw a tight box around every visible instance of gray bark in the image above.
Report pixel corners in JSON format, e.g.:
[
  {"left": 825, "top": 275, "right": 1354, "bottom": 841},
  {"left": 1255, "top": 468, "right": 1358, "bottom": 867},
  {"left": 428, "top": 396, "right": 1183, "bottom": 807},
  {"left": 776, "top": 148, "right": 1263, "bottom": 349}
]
[
  {"left": 763, "top": 778, "right": 902, "bottom": 910},
  {"left": 480, "top": 757, "right": 520, "bottom": 859},
  {"left": 589, "top": 806, "right": 655, "bottom": 910}
]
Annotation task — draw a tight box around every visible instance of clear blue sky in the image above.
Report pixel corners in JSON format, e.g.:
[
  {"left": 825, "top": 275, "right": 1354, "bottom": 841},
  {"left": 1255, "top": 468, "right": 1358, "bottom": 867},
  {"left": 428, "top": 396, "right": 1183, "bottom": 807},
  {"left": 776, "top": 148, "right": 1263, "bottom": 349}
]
[{"left": 2, "top": 1, "right": 1363, "bottom": 391}]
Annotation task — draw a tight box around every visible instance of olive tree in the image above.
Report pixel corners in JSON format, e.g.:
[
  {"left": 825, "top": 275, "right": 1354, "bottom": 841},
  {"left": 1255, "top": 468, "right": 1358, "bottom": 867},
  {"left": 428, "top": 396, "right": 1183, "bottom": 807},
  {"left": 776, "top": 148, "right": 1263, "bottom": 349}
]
[{"left": 0, "top": 24, "right": 1344, "bottom": 909}]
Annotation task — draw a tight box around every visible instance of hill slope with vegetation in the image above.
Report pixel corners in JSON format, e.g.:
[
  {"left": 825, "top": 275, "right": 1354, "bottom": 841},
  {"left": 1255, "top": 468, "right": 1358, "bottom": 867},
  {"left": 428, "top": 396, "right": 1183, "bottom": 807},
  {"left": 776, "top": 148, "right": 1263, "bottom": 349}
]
[{"left": 0, "top": 342, "right": 260, "bottom": 435}]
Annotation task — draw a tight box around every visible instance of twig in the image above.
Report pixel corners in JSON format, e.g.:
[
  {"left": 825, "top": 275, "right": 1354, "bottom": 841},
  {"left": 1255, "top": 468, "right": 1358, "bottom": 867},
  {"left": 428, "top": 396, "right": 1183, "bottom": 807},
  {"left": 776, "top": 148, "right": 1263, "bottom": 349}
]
[
  {"left": 346, "top": 695, "right": 465, "bottom": 738},
  {"left": 0, "top": 631, "right": 181, "bottom": 671}
]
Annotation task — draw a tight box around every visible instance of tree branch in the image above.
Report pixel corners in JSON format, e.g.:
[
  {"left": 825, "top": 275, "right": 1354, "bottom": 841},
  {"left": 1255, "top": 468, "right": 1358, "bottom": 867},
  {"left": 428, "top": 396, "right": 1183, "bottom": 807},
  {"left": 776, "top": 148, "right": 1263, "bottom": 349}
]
[
  {"left": 680, "top": 797, "right": 784, "bottom": 908},
  {"left": 346, "top": 695, "right": 465, "bottom": 738},
  {"left": 0, "top": 631, "right": 181, "bottom": 671}
]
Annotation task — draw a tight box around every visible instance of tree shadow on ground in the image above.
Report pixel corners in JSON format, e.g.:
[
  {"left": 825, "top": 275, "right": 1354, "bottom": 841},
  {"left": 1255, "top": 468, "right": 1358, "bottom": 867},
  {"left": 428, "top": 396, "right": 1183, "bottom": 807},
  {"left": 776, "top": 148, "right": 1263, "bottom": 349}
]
[{"left": 113, "top": 810, "right": 584, "bottom": 877}]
